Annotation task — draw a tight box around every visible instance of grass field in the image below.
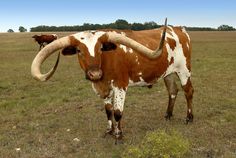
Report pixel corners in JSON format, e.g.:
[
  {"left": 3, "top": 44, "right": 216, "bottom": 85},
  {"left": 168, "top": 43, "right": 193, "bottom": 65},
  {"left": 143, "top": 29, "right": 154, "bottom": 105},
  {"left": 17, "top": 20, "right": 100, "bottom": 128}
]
[{"left": 0, "top": 31, "right": 236, "bottom": 158}]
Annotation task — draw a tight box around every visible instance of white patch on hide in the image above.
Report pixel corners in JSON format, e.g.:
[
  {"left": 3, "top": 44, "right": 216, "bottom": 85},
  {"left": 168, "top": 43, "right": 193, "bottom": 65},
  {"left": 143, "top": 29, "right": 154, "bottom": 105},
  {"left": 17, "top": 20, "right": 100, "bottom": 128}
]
[
  {"left": 129, "top": 48, "right": 133, "bottom": 53},
  {"left": 119, "top": 44, "right": 127, "bottom": 52},
  {"left": 104, "top": 97, "right": 112, "bottom": 105},
  {"left": 171, "top": 94, "right": 176, "bottom": 99},
  {"left": 107, "top": 120, "right": 112, "bottom": 129},
  {"left": 135, "top": 55, "right": 139, "bottom": 63},
  {"left": 104, "top": 90, "right": 113, "bottom": 105},
  {"left": 164, "top": 27, "right": 191, "bottom": 86},
  {"left": 111, "top": 84, "right": 126, "bottom": 112}
]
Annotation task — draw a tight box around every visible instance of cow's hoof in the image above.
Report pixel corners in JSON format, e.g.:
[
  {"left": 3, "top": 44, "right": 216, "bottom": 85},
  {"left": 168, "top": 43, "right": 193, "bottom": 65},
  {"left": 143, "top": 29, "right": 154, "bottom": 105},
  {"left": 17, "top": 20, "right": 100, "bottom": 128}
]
[
  {"left": 115, "top": 133, "right": 123, "bottom": 145},
  {"left": 185, "top": 114, "right": 193, "bottom": 124},
  {"left": 103, "top": 129, "right": 114, "bottom": 138},
  {"left": 165, "top": 112, "right": 173, "bottom": 120},
  {"left": 147, "top": 85, "right": 153, "bottom": 89},
  {"left": 115, "top": 138, "right": 124, "bottom": 145}
]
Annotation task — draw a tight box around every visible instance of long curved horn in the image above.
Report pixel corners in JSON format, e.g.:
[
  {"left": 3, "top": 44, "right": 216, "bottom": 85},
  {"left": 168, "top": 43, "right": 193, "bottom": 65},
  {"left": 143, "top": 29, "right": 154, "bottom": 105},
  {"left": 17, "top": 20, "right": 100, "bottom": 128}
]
[
  {"left": 31, "top": 36, "right": 71, "bottom": 81},
  {"left": 105, "top": 18, "right": 167, "bottom": 59}
]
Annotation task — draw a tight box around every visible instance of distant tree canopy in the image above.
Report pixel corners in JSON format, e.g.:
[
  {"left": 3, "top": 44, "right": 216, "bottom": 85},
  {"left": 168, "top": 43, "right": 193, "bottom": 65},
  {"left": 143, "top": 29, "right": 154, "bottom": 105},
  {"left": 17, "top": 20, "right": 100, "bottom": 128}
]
[
  {"left": 30, "top": 19, "right": 161, "bottom": 32},
  {"left": 7, "top": 29, "right": 14, "bottom": 33},
  {"left": 185, "top": 27, "right": 216, "bottom": 31},
  {"left": 29, "top": 19, "right": 235, "bottom": 32},
  {"left": 217, "top": 25, "right": 235, "bottom": 31},
  {"left": 19, "top": 26, "right": 27, "bottom": 32}
]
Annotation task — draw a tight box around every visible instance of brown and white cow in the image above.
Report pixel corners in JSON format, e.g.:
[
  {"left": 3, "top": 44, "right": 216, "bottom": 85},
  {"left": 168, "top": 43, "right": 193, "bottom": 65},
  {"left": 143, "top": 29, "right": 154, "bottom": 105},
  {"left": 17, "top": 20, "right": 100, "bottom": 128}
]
[
  {"left": 32, "top": 34, "right": 58, "bottom": 50},
  {"left": 31, "top": 19, "right": 194, "bottom": 142}
]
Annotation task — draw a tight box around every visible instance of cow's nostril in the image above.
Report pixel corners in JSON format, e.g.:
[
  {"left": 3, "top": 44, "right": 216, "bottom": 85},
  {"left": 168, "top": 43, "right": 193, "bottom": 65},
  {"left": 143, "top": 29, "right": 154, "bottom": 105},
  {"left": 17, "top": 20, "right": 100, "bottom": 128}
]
[
  {"left": 87, "top": 70, "right": 102, "bottom": 80},
  {"left": 88, "top": 71, "right": 94, "bottom": 77}
]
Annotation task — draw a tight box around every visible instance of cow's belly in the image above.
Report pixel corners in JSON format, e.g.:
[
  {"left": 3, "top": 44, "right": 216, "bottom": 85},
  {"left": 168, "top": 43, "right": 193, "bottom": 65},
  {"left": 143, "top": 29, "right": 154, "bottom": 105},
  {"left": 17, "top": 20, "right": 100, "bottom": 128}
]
[{"left": 128, "top": 76, "right": 154, "bottom": 87}]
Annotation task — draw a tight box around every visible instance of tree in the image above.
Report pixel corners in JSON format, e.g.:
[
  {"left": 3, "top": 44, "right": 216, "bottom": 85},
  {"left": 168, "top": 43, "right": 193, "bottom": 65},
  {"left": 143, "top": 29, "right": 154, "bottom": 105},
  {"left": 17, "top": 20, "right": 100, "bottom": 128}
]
[
  {"left": 131, "top": 23, "right": 145, "bottom": 30},
  {"left": 7, "top": 29, "right": 14, "bottom": 33},
  {"left": 19, "top": 26, "right": 27, "bottom": 32},
  {"left": 144, "top": 21, "right": 159, "bottom": 29},
  {"left": 114, "top": 19, "right": 131, "bottom": 29},
  {"left": 217, "top": 25, "right": 235, "bottom": 31}
]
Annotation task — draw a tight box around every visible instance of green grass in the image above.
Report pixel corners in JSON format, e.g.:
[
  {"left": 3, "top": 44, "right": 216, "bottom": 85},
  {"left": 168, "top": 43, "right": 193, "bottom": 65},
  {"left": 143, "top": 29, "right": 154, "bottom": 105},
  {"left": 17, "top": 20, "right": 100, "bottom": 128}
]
[
  {"left": 122, "top": 129, "right": 190, "bottom": 158},
  {"left": 0, "top": 31, "right": 236, "bottom": 157}
]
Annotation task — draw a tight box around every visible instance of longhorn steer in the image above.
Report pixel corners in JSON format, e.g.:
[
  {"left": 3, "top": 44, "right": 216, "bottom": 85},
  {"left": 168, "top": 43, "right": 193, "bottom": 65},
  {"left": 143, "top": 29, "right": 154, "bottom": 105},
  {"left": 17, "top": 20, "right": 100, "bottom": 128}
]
[
  {"left": 32, "top": 34, "right": 58, "bottom": 50},
  {"left": 31, "top": 19, "right": 194, "bottom": 142}
]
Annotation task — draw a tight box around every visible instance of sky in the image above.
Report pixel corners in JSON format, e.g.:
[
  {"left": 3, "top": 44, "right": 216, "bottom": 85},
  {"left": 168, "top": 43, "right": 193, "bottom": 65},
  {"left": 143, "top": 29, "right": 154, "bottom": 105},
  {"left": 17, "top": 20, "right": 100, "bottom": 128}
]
[{"left": 0, "top": 0, "right": 235, "bottom": 32}]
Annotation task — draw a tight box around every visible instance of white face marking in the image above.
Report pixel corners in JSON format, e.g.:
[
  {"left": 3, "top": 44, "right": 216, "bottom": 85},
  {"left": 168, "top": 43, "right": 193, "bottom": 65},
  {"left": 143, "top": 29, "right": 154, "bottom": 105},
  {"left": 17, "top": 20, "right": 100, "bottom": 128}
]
[
  {"left": 111, "top": 84, "right": 126, "bottom": 112},
  {"left": 138, "top": 72, "right": 142, "bottom": 76},
  {"left": 164, "top": 26, "right": 191, "bottom": 86},
  {"left": 73, "top": 31, "right": 105, "bottom": 57},
  {"left": 171, "top": 94, "right": 176, "bottom": 99}
]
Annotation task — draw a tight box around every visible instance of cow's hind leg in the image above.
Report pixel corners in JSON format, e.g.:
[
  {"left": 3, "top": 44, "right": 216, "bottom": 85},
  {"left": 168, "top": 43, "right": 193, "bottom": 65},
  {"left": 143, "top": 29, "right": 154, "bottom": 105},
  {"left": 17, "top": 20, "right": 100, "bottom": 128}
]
[
  {"left": 177, "top": 71, "right": 194, "bottom": 123},
  {"left": 182, "top": 78, "right": 194, "bottom": 123},
  {"left": 164, "top": 73, "right": 179, "bottom": 120}
]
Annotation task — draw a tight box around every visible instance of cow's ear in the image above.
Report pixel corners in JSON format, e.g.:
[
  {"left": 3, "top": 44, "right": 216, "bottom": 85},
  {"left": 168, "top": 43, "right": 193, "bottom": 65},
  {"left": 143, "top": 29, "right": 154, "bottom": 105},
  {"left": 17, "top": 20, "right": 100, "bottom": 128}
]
[
  {"left": 101, "top": 42, "right": 117, "bottom": 51},
  {"left": 62, "top": 46, "right": 78, "bottom": 55}
]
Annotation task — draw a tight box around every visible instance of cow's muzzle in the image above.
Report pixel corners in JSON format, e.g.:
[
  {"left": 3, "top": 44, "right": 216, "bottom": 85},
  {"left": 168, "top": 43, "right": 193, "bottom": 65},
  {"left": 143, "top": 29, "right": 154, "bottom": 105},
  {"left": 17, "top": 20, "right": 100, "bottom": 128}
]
[{"left": 86, "top": 69, "right": 103, "bottom": 81}]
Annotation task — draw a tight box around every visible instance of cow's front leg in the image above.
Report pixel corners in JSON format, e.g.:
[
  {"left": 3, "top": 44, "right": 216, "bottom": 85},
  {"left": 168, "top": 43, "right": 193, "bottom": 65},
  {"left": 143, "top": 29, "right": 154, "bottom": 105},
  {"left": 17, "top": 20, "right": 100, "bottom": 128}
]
[
  {"left": 113, "top": 86, "right": 126, "bottom": 143},
  {"left": 104, "top": 96, "right": 114, "bottom": 137}
]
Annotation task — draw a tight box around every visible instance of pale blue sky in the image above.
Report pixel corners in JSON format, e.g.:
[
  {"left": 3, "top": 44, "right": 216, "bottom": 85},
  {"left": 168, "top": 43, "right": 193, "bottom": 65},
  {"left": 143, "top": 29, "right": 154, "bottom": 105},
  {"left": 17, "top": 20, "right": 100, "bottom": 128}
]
[{"left": 0, "top": 0, "right": 235, "bottom": 32}]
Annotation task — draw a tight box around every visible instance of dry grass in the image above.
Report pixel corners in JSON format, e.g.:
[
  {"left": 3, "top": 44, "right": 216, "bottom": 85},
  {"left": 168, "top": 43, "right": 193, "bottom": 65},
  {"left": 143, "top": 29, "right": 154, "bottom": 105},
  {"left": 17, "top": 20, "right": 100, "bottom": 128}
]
[{"left": 0, "top": 31, "right": 235, "bottom": 157}]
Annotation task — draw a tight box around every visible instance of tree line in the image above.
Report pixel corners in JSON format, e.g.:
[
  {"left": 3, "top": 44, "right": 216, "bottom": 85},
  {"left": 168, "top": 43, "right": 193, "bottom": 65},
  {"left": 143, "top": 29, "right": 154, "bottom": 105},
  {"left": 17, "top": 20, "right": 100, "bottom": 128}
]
[
  {"left": 30, "top": 20, "right": 161, "bottom": 32},
  {"left": 7, "top": 19, "right": 236, "bottom": 32}
]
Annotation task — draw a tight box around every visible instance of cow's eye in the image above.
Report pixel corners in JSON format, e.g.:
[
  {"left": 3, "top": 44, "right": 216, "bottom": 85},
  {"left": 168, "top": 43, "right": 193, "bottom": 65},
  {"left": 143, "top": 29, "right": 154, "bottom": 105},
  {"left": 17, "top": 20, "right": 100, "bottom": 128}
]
[{"left": 101, "top": 42, "right": 117, "bottom": 51}]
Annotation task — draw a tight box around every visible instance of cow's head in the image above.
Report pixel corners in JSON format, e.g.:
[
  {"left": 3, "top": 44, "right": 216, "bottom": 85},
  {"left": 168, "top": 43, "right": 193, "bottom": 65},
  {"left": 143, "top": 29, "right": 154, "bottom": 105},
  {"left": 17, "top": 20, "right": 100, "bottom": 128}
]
[
  {"left": 61, "top": 31, "right": 117, "bottom": 81},
  {"left": 31, "top": 19, "right": 167, "bottom": 82},
  {"left": 32, "top": 35, "right": 39, "bottom": 40}
]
